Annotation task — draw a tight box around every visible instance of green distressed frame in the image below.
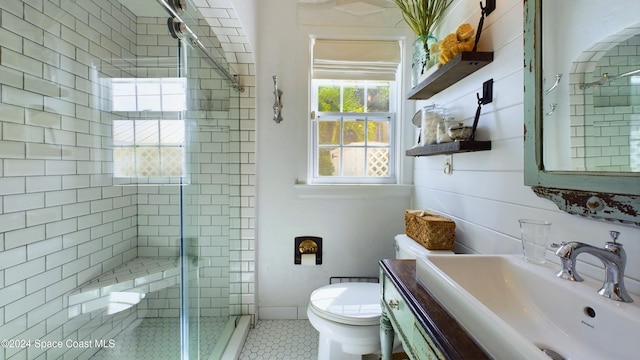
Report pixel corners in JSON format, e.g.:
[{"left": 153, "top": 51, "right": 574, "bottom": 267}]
[{"left": 523, "top": 0, "right": 640, "bottom": 226}]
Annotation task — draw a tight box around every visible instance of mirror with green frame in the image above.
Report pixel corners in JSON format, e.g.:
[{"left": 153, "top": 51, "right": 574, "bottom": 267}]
[{"left": 523, "top": 0, "right": 640, "bottom": 225}]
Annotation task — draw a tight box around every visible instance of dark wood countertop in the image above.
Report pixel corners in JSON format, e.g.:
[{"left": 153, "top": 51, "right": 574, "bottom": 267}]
[{"left": 380, "top": 259, "right": 491, "bottom": 360}]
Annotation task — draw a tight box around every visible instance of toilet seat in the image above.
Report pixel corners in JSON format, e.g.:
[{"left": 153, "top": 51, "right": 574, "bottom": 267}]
[{"left": 308, "top": 282, "right": 380, "bottom": 326}]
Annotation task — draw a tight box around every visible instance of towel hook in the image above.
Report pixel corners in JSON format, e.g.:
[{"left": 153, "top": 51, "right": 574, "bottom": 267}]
[
  {"left": 544, "top": 74, "right": 562, "bottom": 95},
  {"left": 273, "top": 75, "right": 283, "bottom": 123}
]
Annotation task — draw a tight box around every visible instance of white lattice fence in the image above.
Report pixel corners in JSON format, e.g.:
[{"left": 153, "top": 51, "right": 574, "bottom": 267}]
[{"left": 368, "top": 148, "right": 389, "bottom": 176}]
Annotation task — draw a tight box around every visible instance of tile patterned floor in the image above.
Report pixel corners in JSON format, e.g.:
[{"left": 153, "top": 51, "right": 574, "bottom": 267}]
[
  {"left": 92, "top": 318, "right": 379, "bottom": 359},
  {"left": 238, "top": 320, "right": 383, "bottom": 360},
  {"left": 238, "top": 320, "right": 319, "bottom": 360}
]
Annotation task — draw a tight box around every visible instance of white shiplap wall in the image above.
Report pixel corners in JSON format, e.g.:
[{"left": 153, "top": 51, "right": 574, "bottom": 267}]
[{"left": 412, "top": 0, "right": 640, "bottom": 294}]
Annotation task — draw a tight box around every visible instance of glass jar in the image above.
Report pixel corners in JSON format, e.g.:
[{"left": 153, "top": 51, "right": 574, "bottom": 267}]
[
  {"left": 420, "top": 104, "right": 444, "bottom": 145},
  {"left": 437, "top": 116, "right": 455, "bottom": 144}
]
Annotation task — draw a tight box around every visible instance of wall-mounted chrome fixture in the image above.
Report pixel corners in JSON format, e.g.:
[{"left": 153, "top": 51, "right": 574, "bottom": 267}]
[
  {"left": 167, "top": 18, "right": 187, "bottom": 39},
  {"left": 169, "top": 0, "right": 187, "bottom": 12},
  {"left": 273, "top": 75, "right": 283, "bottom": 123},
  {"left": 158, "top": 0, "right": 186, "bottom": 15},
  {"left": 545, "top": 103, "right": 557, "bottom": 117},
  {"left": 543, "top": 74, "right": 560, "bottom": 116},
  {"left": 579, "top": 68, "right": 640, "bottom": 89},
  {"left": 544, "top": 74, "right": 562, "bottom": 95}
]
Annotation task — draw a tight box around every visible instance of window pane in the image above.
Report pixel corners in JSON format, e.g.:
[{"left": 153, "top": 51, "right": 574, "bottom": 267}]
[
  {"left": 111, "top": 79, "right": 136, "bottom": 112},
  {"left": 367, "top": 85, "right": 390, "bottom": 112},
  {"left": 113, "top": 120, "right": 134, "bottom": 146},
  {"left": 137, "top": 80, "right": 161, "bottom": 111},
  {"left": 138, "top": 95, "right": 160, "bottom": 111},
  {"left": 318, "top": 120, "right": 340, "bottom": 145},
  {"left": 114, "top": 147, "right": 135, "bottom": 177},
  {"left": 343, "top": 119, "right": 365, "bottom": 145},
  {"left": 368, "top": 120, "right": 390, "bottom": 145},
  {"left": 160, "top": 147, "right": 184, "bottom": 176},
  {"left": 341, "top": 147, "right": 365, "bottom": 176},
  {"left": 136, "top": 147, "right": 160, "bottom": 176},
  {"left": 135, "top": 120, "right": 159, "bottom": 144},
  {"left": 112, "top": 96, "right": 137, "bottom": 112},
  {"left": 162, "top": 79, "right": 186, "bottom": 94},
  {"left": 137, "top": 79, "right": 161, "bottom": 97},
  {"left": 343, "top": 85, "right": 364, "bottom": 112},
  {"left": 162, "top": 94, "right": 186, "bottom": 111},
  {"left": 318, "top": 85, "right": 341, "bottom": 112},
  {"left": 160, "top": 120, "right": 185, "bottom": 144},
  {"left": 112, "top": 79, "right": 136, "bottom": 95},
  {"left": 318, "top": 147, "right": 338, "bottom": 176},
  {"left": 367, "top": 148, "right": 389, "bottom": 176}
]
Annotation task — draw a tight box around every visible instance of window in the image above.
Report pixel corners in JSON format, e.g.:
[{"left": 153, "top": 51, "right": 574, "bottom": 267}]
[
  {"left": 312, "top": 80, "right": 395, "bottom": 182},
  {"left": 310, "top": 39, "right": 401, "bottom": 184},
  {"left": 112, "top": 119, "right": 185, "bottom": 178},
  {"left": 107, "top": 77, "right": 187, "bottom": 182}
]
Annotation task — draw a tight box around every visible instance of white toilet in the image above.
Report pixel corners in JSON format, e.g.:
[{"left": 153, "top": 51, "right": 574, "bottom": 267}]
[{"left": 307, "top": 234, "right": 452, "bottom": 360}]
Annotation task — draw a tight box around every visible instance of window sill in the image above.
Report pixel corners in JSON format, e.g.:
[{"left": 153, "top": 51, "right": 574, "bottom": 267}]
[{"left": 293, "top": 183, "right": 413, "bottom": 199}]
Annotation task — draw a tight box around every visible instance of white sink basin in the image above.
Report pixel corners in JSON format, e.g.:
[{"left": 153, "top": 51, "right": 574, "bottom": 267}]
[{"left": 416, "top": 254, "right": 640, "bottom": 360}]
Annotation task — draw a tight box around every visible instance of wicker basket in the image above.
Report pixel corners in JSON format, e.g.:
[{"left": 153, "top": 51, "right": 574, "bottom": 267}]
[{"left": 404, "top": 210, "right": 456, "bottom": 250}]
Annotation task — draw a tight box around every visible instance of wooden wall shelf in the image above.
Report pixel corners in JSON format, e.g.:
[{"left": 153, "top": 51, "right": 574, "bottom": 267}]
[
  {"left": 408, "top": 52, "right": 494, "bottom": 100},
  {"left": 406, "top": 140, "right": 491, "bottom": 157}
]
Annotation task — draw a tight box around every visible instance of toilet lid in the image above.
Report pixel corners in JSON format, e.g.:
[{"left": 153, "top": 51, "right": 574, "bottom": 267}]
[{"left": 309, "top": 282, "right": 381, "bottom": 326}]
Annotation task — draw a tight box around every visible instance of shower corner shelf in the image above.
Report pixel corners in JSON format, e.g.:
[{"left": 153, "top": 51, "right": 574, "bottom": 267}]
[
  {"left": 408, "top": 52, "right": 494, "bottom": 100},
  {"left": 406, "top": 140, "right": 491, "bottom": 157}
]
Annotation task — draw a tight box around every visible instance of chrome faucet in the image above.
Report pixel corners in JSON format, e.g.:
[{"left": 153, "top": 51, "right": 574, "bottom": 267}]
[{"left": 554, "top": 231, "right": 633, "bottom": 303}]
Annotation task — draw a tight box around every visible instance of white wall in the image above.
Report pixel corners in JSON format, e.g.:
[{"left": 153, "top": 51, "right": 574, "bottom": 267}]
[
  {"left": 252, "top": 0, "right": 415, "bottom": 319},
  {"left": 413, "top": 0, "right": 640, "bottom": 293},
  {"left": 248, "top": 0, "right": 640, "bottom": 321}
]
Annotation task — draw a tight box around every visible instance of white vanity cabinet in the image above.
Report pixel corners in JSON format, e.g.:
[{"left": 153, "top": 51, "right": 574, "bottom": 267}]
[{"left": 379, "top": 259, "right": 488, "bottom": 360}]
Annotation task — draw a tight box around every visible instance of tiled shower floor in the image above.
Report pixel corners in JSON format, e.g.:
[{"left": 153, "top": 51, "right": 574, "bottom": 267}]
[{"left": 92, "top": 317, "right": 227, "bottom": 359}]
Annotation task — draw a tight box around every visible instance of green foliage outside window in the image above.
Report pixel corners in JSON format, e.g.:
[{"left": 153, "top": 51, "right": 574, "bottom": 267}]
[{"left": 316, "top": 81, "right": 391, "bottom": 176}]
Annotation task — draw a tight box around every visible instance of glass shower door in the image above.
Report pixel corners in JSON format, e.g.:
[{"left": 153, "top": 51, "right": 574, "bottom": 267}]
[
  {"left": 179, "top": 2, "right": 240, "bottom": 358},
  {"left": 91, "top": 0, "right": 238, "bottom": 358}
]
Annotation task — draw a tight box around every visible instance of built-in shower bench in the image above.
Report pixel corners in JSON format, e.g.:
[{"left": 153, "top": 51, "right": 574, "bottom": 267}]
[{"left": 67, "top": 257, "right": 185, "bottom": 318}]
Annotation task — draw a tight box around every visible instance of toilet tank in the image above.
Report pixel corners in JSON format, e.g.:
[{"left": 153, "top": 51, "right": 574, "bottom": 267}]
[{"left": 394, "top": 234, "right": 452, "bottom": 259}]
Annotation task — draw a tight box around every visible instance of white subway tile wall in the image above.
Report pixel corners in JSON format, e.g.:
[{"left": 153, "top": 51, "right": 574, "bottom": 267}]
[
  {"left": 194, "top": 0, "right": 256, "bottom": 320},
  {"left": 0, "top": 0, "right": 256, "bottom": 358}
]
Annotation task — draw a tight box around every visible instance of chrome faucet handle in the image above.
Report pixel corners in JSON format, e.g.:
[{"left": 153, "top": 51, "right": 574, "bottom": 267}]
[
  {"left": 604, "top": 231, "right": 625, "bottom": 257},
  {"left": 556, "top": 257, "right": 584, "bottom": 282},
  {"left": 609, "top": 230, "right": 620, "bottom": 243},
  {"left": 602, "top": 231, "right": 632, "bottom": 303},
  {"left": 554, "top": 242, "right": 584, "bottom": 282}
]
